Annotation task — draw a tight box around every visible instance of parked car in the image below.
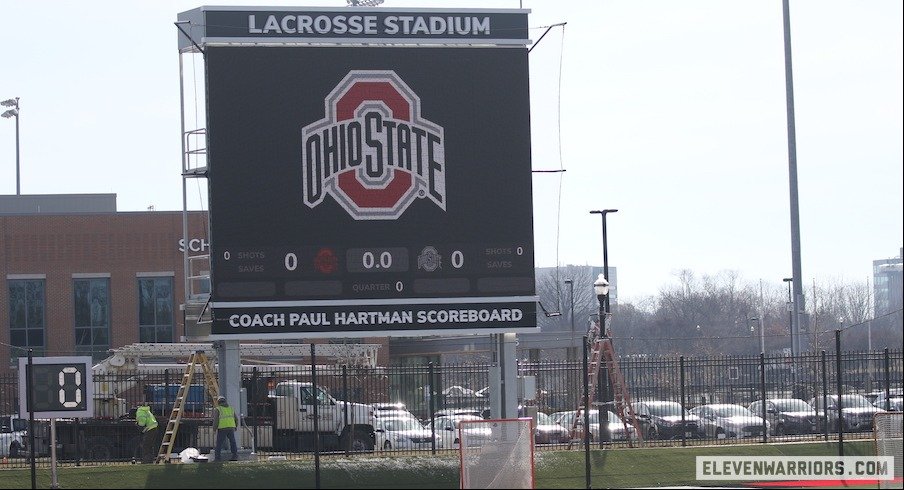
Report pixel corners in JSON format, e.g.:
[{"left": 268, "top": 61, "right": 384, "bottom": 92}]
[
  {"left": 632, "top": 401, "right": 702, "bottom": 440},
  {"left": 747, "top": 398, "right": 818, "bottom": 436},
  {"left": 552, "top": 410, "right": 601, "bottom": 442},
  {"left": 0, "top": 414, "right": 27, "bottom": 458},
  {"left": 865, "top": 388, "right": 903, "bottom": 411},
  {"left": 864, "top": 388, "right": 903, "bottom": 406},
  {"left": 374, "top": 416, "right": 438, "bottom": 451},
  {"left": 433, "top": 408, "right": 484, "bottom": 419},
  {"left": 603, "top": 410, "right": 638, "bottom": 442},
  {"left": 873, "top": 396, "right": 902, "bottom": 412},
  {"left": 372, "top": 402, "right": 420, "bottom": 422},
  {"left": 810, "top": 394, "right": 886, "bottom": 432},
  {"left": 532, "top": 412, "right": 570, "bottom": 444},
  {"left": 426, "top": 415, "right": 491, "bottom": 449},
  {"left": 689, "top": 404, "right": 769, "bottom": 439},
  {"left": 372, "top": 402, "right": 407, "bottom": 412}
]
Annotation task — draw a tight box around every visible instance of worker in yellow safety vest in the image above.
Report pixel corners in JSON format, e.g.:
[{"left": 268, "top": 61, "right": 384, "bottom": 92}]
[
  {"left": 135, "top": 403, "right": 159, "bottom": 463},
  {"left": 213, "top": 396, "right": 239, "bottom": 461}
]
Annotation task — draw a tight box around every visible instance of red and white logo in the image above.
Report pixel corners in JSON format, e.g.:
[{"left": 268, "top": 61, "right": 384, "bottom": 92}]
[{"left": 301, "top": 70, "right": 446, "bottom": 220}]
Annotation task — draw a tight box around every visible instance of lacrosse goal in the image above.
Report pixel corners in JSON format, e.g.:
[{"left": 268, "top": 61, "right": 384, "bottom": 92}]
[
  {"left": 459, "top": 418, "right": 535, "bottom": 489},
  {"left": 874, "top": 412, "right": 903, "bottom": 490}
]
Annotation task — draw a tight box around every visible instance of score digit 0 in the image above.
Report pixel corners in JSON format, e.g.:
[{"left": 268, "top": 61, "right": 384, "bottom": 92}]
[
  {"left": 59, "top": 366, "right": 83, "bottom": 408},
  {"left": 285, "top": 252, "right": 298, "bottom": 271},
  {"left": 451, "top": 250, "right": 464, "bottom": 269}
]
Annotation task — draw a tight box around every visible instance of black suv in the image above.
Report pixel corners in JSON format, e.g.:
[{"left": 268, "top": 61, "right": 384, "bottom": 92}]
[
  {"left": 632, "top": 401, "right": 702, "bottom": 440},
  {"left": 810, "top": 394, "right": 885, "bottom": 432},
  {"left": 747, "top": 398, "right": 818, "bottom": 435}
]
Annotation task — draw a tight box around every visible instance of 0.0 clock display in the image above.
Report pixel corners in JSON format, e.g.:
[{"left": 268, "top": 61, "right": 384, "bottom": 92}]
[{"left": 346, "top": 247, "right": 409, "bottom": 273}]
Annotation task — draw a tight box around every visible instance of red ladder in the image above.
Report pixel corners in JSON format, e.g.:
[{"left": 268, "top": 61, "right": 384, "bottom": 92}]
[
  {"left": 599, "top": 337, "right": 643, "bottom": 446},
  {"left": 567, "top": 321, "right": 643, "bottom": 448}
]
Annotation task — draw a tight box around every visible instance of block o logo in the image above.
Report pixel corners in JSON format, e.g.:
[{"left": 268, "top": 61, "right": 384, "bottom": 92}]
[{"left": 301, "top": 70, "right": 446, "bottom": 220}]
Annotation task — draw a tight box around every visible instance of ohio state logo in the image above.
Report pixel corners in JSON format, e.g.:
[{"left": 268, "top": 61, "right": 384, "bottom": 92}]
[{"left": 301, "top": 70, "right": 446, "bottom": 220}]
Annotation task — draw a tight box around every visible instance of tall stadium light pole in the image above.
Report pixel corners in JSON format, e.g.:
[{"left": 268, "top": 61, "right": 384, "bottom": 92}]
[
  {"left": 589, "top": 209, "right": 618, "bottom": 316},
  {"left": 565, "top": 279, "right": 575, "bottom": 361},
  {"left": 1, "top": 97, "right": 20, "bottom": 195},
  {"left": 782, "top": 0, "right": 805, "bottom": 357},
  {"left": 783, "top": 278, "right": 793, "bottom": 353}
]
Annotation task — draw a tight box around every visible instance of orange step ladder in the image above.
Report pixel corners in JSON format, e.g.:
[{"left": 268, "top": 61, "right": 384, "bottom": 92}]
[
  {"left": 568, "top": 320, "right": 643, "bottom": 448},
  {"left": 155, "top": 351, "right": 220, "bottom": 464}
]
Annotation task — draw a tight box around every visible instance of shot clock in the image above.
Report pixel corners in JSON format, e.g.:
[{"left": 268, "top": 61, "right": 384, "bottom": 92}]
[{"left": 18, "top": 356, "right": 94, "bottom": 418}]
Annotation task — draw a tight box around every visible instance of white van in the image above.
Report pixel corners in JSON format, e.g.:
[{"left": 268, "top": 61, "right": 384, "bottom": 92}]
[{"left": 0, "top": 414, "right": 27, "bottom": 458}]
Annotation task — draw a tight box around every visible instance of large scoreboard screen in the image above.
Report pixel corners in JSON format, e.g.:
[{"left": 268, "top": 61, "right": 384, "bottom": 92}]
[{"left": 188, "top": 7, "right": 538, "bottom": 339}]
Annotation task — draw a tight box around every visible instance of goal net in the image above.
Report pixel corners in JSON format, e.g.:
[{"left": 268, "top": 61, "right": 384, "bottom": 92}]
[
  {"left": 459, "top": 418, "right": 535, "bottom": 489},
  {"left": 874, "top": 412, "right": 903, "bottom": 490}
]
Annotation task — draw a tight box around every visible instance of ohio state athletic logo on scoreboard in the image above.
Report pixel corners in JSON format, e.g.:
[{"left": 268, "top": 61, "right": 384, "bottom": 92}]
[{"left": 301, "top": 70, "right": 446, "bottom": 220}]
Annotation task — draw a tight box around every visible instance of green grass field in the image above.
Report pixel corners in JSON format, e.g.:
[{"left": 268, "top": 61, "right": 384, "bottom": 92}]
[{"left": 0, "top": 441, "right": 876, "bottom": 489}]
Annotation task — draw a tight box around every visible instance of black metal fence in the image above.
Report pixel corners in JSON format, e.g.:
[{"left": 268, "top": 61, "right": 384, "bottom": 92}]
[{"left": 0, "top": 346, "right": 901, "bottom": 469}]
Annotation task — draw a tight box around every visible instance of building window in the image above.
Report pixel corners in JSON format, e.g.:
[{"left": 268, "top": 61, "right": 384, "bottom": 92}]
[
  {"left": 138, "top": 277, "right": 174, "bottom": 343},
  {"left": 8, "top": 279, "right": 45, "bottom": 358},
  {"left": 74, "top": 278, "right": 110, "bottom": 360}
]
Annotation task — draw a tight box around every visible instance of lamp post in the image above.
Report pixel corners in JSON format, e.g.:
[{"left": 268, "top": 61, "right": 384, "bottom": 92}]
[
  {"left": 565, "top": 279, "right": 575, "bottom": 361},
  {"left": 749, "top": 317, "right": 764, "bottom": 354},
  {"left": 593, "top": 273, "right": 611, "bottom": 444},
  {"left": 593, "top": 274, "right": 610, "bottom": 337},
  {"left": 783, "top": 277, "right": 793, "bottom": 354},
  {"left": 782, "top": 0, "right": 806, "bottom": 359},
  {"left": 590, "top": 209, "right": 618, "bottom": 316},
  {"left": 1, "top": 97, "right": 20, "bottom": 195}
]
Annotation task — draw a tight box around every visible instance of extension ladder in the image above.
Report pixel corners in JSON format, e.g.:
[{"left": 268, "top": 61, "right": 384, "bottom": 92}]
[
  {"left": 155, "top": 351, "right": 220, "bottom": 463},
  {"left": 568, "top": 318, "right": 643, "bottom": 448}
]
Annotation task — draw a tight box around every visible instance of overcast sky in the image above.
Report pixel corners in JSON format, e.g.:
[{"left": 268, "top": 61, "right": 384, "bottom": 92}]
[{"left": 1, "top": 0, "right": 901, "bottom": 302}]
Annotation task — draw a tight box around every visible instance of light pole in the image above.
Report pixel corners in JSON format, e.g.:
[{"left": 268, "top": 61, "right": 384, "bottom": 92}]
[
  {"left": 1, "top": 97, "right": 19, "bottom": 195},
  {"left": 782, "top": 0, "right": 806, "bottom": 358},
  {"left": 749, "top": 317, "right": 764, "bottom": 354},
  {"left": 783, "top": 277, "right": 793, "bottom": 354},
  {"left": 593, "top": 273, "right": 611, "bottom": 444},
  {"left": 590, "top": 209, "right": 618, "bottom": 317},
  {"left": 565, "top": 279, "right": 575, "bottom": 361}
]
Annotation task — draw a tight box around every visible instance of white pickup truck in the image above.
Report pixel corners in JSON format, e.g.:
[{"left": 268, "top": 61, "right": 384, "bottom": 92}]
[{"left": 269, "top": 381, "right": 376, "bottom": 452}]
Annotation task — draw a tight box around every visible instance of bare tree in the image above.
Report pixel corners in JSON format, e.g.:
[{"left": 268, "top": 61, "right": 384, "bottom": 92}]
[{"left": 535, "top": 265, "right": 598, "bottom": 333}]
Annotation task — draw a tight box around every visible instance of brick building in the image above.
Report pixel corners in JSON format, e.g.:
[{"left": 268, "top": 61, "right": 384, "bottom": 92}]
[{"left": 1, "top": 194, "right": 389, "bottom": 371}]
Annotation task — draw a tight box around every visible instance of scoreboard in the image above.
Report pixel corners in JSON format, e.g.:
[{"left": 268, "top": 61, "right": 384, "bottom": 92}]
[
  {"left": 18, "top": 356, "right": 94, "bottom": 419},
  {"left": 179, "top": 7, "right": 538, "bottom": 338}
]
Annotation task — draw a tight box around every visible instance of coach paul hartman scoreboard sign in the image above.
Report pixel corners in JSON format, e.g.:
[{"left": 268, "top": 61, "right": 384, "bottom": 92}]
[{"left": 177, "top": 6, "right": 537, "bottom": 339}]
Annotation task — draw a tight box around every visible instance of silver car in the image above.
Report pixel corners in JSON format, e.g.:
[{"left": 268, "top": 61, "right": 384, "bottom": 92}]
[
  {"left": 690, "top": 404, "right": 769, "bottom": 439},
  {"left": 426, "top": 415, "right": 491, "bottom": 449},
  {"left": 374, "top": 416, "right": 438, "bottom": 451}
]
